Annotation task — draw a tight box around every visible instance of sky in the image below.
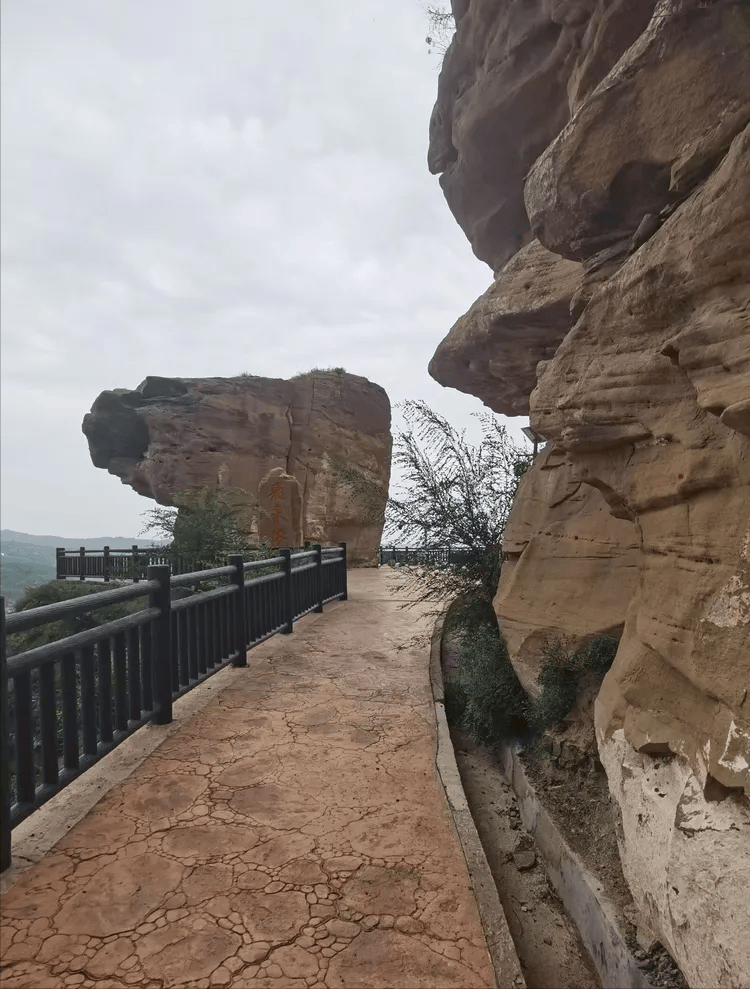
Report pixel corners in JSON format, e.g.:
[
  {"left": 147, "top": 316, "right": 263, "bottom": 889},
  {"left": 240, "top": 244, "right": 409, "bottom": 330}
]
[{"left": 1, "top": 0, "right": 527, "bottom": 539}]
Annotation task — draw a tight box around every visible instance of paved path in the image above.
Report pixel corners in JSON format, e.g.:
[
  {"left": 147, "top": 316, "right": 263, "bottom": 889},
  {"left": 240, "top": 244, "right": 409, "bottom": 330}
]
[{"left": 0, "top": 571, "right": 497, "bottom": 989}]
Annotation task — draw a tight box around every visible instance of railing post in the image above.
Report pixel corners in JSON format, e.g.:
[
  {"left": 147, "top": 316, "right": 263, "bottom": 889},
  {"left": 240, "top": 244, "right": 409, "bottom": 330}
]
[
  {"left": 229, "top": 555, "right": 247, "bottom": 666},
  {"left": 1, "top": 598, "right": 10, "bottom": 872},
  {"left": 314, "top": 545, "right": 324, "bottom": 613},
  {"left": 148, "top": 565, "right": 172, "bottom": 724},
  {"left": 280, "top": 549, "right": 294, "bottom": 634},
  {"left": 103, "top": 545, "right": 110, "bottom": 582},
  {"left": 132, "top": 545, "right": 140, "bottom": 583},
  {"left": 56, "top": 547, "right": 64, "bottom": 580},
  {"left": 79, "top": 546, "right": 86, "bottom": 581},
  {"left": 339, "top": 542, "right": 348, "bottom": 601}
]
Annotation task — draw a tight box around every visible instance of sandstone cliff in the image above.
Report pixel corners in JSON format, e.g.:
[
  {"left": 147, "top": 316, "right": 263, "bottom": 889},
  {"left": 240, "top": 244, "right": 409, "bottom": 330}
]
[
  {"left": 82, "top": 372, "right": 391, "bottom": 566},
  {"left": 429, "top": 2, "right": 750, "bottom": 985}
]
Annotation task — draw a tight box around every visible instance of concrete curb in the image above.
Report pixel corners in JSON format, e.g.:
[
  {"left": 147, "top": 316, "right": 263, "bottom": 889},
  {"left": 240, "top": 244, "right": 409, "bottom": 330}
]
[{"left": 429, "top": 616, "right": 526, "bottom": 989}]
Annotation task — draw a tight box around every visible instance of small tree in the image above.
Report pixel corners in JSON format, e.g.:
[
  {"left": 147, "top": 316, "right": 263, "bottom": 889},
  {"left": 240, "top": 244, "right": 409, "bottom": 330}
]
[
  {"left": 383, "top": 399, "right": 531, "bottom": 626},
  {"left": 333, "top": 398, "right": 535, "bottom": 746},
  {"left": 139, "top": 488, "right": 256, "bottom": 569},
  {"left": 423, "top": 2, "right": 455, "bottom": 56}
]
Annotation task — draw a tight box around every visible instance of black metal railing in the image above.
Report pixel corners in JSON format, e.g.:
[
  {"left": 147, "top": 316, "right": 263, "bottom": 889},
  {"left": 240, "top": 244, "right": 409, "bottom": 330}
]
[
  {"left": 1, "top": 543, "right": 347, "bottom": 872},
  {"left": 55, "top": 545, "right": 251, "bottom": 582},
  {"left": 379, "top": 545, "right": 474, "bottom": 566}
]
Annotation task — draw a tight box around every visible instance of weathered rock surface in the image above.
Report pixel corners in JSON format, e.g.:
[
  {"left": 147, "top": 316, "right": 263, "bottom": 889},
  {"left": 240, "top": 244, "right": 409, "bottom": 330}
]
[
  {"left": 82, "top": 372, "right": 391, "bottom": 565},
  {"left": 430, "top": 2, "right": 750, "bottom": 984},
  {"left": 429, "top": 0, "right": 657, "bottom": 272},
  {"left": 525, "top": 0, "right": 750, "bottom": 263},
  {"left": 428, "top": 241, "right": 581, "bottom": 416},
  {"left": 494, "top": 445, "right": 639, "bottom": 695}
]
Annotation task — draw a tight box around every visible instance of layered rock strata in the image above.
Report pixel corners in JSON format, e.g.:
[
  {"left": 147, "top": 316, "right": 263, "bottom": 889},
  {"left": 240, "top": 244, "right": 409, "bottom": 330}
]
[
  {"left": 496, "top": 444, "right": 639, "bottom": 695},
  {"left": 428, "top": 240, "right": 581, "bottom": 416},
  {"left": 429, "top": 1, "right": 750, "bottom": 984},
  {"left": 82, "top": 372, "right": 391, "bottom": 565}
]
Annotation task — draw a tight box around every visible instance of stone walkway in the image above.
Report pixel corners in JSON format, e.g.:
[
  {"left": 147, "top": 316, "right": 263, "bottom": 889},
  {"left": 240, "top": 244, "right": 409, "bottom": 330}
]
[{"left": 0, "top": 571, "right": 498, "bottom": 989}]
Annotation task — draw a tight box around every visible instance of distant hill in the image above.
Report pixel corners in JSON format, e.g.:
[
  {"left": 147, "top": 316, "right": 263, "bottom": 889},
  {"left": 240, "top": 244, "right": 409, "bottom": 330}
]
[
  {"left": 0, "top": 531, "right": 167, "bottom": 610},
  {"left": 1, "top": 530, "right": 166, "bottom": 550}
]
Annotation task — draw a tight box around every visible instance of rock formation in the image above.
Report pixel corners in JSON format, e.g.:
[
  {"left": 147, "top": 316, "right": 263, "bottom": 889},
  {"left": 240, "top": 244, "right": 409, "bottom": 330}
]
[
  {"left": 429, "top": 1, "right": 750, "bottom": 984},
  {"left": 83, "top": 372, "right": 391, "bottom": 565}
]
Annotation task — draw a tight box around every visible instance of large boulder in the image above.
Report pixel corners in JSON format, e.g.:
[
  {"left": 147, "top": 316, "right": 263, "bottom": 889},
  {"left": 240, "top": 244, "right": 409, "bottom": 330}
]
[
  {"left": 82, "top": 372, "right": 392, "bottom": 566},
  {"left": 525, "top": 0, "right": 750, "bottom": 263}
]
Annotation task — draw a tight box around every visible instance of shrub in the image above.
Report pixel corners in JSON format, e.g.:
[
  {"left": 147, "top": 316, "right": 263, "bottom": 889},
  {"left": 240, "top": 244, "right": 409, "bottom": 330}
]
[
  {"left": 139, "top": 488, "right": 256, "bottom": 569},
  {"left": 449, "top": 612, "right": 532, "bottom": 747},
  {"left": 531, "top": 635, "right": 619, "bottom": 734},
  {"left": 293, "top": 366, "right": 347, "bottom": 377}
]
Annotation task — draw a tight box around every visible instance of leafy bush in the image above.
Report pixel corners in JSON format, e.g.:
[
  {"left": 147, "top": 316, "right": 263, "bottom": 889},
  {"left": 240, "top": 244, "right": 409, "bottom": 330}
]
[
  {"left": 293, "top": 366, "right": 347, "bottom": 377},
  {"left": 531, "top": 635, "right": 619, "bottom": 734},
  {"left": 448, "top": 611, "right": 532, "bottom": 747},
  {"left": 139, "top": 488, "right": 257, "bottom": 569}
]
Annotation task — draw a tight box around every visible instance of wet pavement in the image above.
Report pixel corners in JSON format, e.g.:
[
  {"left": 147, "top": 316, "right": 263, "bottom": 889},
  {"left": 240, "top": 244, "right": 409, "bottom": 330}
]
[{"left": 0, "top": 570, "right": 497, "bottom": 989}]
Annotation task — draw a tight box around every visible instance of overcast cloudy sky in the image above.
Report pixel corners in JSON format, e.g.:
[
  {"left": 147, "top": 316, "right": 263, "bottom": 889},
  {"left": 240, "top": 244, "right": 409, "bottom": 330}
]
[{"left": 2, "top": 0, "right": 522, "bottom": 539}]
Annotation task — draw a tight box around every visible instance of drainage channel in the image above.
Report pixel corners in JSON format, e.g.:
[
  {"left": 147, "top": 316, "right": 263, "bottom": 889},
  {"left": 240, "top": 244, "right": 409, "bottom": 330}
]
[{"left": 450, "top": 730, "right": 603, "bottom": 989}]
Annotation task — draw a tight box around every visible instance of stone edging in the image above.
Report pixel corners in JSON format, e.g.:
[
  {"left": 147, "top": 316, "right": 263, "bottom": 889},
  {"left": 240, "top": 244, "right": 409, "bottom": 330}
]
[{"left": 429, "top": 615, "right": 526, "bottom": 989}]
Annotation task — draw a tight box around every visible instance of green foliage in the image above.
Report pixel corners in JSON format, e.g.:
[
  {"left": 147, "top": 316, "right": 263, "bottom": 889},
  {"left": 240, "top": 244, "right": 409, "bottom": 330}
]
[
  {"left": 7, "top": 580, "right": 143, "bottom": 656},
  {"left": 448, "top": 614, "right": 531, "bottom": 747},
  {"left": 383, "top": 400, "right": 530, "bottom": 617},
  {"left": 531, "top": 636, "right": 619, "bottom": 734},
  {"left": 293, "top": 366, "right": 347, "bottom": 377},
  {"left": 139, "top": 489, "right": 256, "bottom": 569},
  {"left": 444, "top": 611, "right": 619, "bottom": 751}
]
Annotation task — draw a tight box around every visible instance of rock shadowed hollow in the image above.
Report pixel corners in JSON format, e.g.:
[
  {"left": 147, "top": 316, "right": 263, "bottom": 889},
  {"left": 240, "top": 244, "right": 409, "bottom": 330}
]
[
  {"left": 428, "top": 1, "right": 750, "bottom": 984},
  {"left": 524, "top": 0, "right": 750, "bottom": 263},
  {"left": 82, "top": 371, "right": 391, "bottom": 565}
]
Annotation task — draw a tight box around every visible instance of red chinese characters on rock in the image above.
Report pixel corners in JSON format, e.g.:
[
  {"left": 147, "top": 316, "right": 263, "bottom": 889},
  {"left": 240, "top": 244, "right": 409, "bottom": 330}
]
[{"left": 258, "top": 468, "right": 304, "bottom": 548}]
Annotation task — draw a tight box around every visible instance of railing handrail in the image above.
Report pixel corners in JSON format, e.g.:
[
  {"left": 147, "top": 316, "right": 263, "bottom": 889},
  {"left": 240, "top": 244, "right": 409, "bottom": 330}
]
[
  {"left": 1, "top": 541, "right": 349, "bottom": 872},
  {"left": 170, "top": 564, "right": 236, "bottom": 587},
  {"left": 6, "top": 581, "right": 159, "bottom": 634},
  {"left": 243, "top": 556, "right": 284, "bottom": 572},
  {"left": 6, "top": 607, "right": 161, "bottom": 676}
]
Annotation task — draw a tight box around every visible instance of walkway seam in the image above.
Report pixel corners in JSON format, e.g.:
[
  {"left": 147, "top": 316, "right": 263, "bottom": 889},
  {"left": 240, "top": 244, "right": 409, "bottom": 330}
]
[{"left": 429, "top": 614, "right": 526, "bottom": 989}]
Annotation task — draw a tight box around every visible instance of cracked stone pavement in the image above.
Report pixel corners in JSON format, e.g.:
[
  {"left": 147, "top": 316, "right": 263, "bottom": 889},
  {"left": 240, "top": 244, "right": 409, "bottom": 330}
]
[{"left": 0, "top": 570, "right": 497, "bottom": 989}]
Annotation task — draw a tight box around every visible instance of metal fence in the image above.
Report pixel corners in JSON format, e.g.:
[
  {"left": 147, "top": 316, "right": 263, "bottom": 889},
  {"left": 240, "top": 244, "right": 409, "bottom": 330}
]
[
  {"left": 55, "top": 545, "right": 261, "bottom": 582},
  {"left": 1, "top": 543, "right": 347, "bottom": 872},
  {"left": 379, "top": 545, "right": 475, "bottom": 566}
]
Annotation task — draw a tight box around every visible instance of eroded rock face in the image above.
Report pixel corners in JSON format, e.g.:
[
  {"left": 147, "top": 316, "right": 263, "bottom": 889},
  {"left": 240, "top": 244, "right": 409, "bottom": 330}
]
[
  {"left": 82, "top": 372, "right": 391, "bottom": 565},
  {"left": 494, "top": 445, "right": 639, "bottom": 695},
  {"left": 429, "top": 0, "right": 657, "bottom": 272},
  {"left": 525, "top": 0, "right": 750, "bottom": 263},
  {"left": 428, "top": 241, "right": 581, "bottom": 416},
  {"left": 430, "top": 2, "right": 750, "bottom": 983},
  {"left": 533, "top": 125, "right": 750, "bottom": 793}
]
